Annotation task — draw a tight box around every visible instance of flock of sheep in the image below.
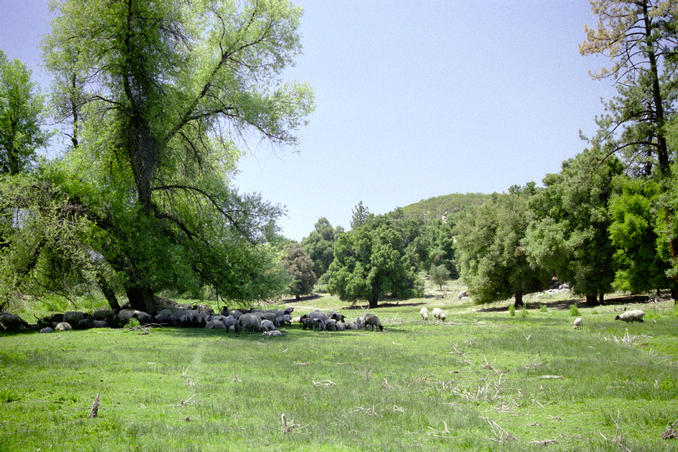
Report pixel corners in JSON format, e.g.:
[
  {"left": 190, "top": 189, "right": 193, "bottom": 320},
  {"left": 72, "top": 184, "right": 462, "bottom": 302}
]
[{"left": 0, "top": 302, "right": 647, "bottom": 334}]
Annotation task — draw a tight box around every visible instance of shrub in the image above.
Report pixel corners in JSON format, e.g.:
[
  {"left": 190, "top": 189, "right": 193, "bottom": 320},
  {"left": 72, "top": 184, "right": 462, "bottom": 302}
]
[
  {"left": 569, "top": 305, "right": 580, "bottom": 316},
  {"left": 125, "top": 318, "right": 140, "bottom": 328},
  {"left": 509, "top": 305, "right": 515, "bottom": 316}
]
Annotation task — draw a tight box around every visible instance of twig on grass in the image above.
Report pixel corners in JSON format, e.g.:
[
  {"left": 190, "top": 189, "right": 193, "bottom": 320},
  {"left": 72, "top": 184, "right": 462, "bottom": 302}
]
[
  {"left": 312, "top": 379, "right": 336, "bottom": 387},
  {"left": 87, "top": 388, "right": 101, "bottom": 418},
  {"left": 177, "top": 394, "right": 195, "bottom": 407},
  {"left": 484, "top": 417, "right": 516, "bottom": 442},
  {"left": 280, "top": 413, "right": 300, "bottom": 434}
]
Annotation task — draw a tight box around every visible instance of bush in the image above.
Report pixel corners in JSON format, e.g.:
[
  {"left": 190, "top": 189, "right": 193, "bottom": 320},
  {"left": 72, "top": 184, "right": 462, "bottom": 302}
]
[
  {"left": 125, "top": 318, "right": 140, "bottom": 328},
  {"left": 569, "top": 305, "right": 580, "bottom": 316},
  {"left": 509, "top": 305, "right": 515, "bottom": 316}
]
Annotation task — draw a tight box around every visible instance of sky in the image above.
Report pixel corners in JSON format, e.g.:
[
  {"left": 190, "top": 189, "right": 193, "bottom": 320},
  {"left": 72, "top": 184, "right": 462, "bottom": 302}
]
[{"left": 0, "top": 0, "right": 617, "bottom": 241}]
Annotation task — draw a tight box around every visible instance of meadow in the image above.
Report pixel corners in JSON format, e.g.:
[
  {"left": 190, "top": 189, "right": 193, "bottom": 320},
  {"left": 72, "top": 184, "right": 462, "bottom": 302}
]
[{"left": 1, "top": 281, "right": 677, "bottom": 451}]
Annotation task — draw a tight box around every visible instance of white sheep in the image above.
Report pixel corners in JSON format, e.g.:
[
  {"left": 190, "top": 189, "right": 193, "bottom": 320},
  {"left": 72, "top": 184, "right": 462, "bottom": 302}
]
[
  {"left": 573, "top": 317, "right": 583, "bottom": 329},
  {"left": 615, "top": 309, "right": 644, "bottom": 323},
  {"left": 432, "top": 308, "right": 446, "bottom": 321},
  {"left": 420, "top": 307, "right": 429, "bottom": 320},
  {"left": 261, "top": 319, "right": 276, "bottom": 332}
]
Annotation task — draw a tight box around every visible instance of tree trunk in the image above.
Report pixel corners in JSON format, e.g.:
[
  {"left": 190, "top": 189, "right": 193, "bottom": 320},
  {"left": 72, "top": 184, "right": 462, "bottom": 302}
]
[
  {"left": 513, "top": 291, "right": 523, "bottom": 308},
  {"left": 585, "top": 294, "right": 597, "bottom": 305},
  {"left": 125, "top": 286, "right": 156, "bottom": 314},
  {"left": 96, "top": 272, "right": 120, "bottom": 311},
  {"left": 295, "top": 294, "right": 300, "bottom": 301},
  {"left": 671, "top": 281, "right": 678, "bottom": 305},
  {"left": 598, "top": 293, "right": 604, "bottom": 304}
]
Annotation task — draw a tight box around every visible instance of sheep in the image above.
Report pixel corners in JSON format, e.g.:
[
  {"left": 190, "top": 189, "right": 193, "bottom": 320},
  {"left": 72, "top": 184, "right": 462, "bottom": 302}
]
[
  {"left": 261, "top": 319, "right": 276, "bottom": 332},
  {"left": 615, "top": 309, "right": 644, "bottom": 323},
  {"left": 345, "top": 322, "right": 356, "bottom": 330},
  {"left": 92, "top": 320, "right": 108, "bottom": 328},
  {"left": 155, "top": 308, "right": 176, "bottom": 324},
  {"left": 258, "top": 311, "right": 278, "bottom": 323},
  {"left": 55, "top": 322, "right": 72, "bottom": 331},
  {"left": 364, "top": 313, "right": 383, "bottom": 331},
  {"left": 573, "top": 317, "right": 583, "bottom": 329},
  {"left": 325, "top": 319, "right": 337, "bottom": 331},
  {"left": 328, "top": 311, "right": 345, "bottom": 322},
  {"left": 222, "top": 316, "right": 237, "bottom": 332},
  {"left": 118, "top": 309, "right": 152, "bottom": 325},
  {"left": 91, "top": 309, "right": 113, "bottom": 322},
  {"left": 275, "top": 314, "right": 292, "bottom": 327},
  {"left": 40, "top": 327, "right": 54, "bottom": 333},
  {"left": 263, "top": 330, "right": 283, "bottom": 337},
  {"left": 420, "top": 307, "right": 429, "bottom": 321},
  {"left": 75, "top": 318, "right": 93, "bottom": 330},
  {"left": 63, "top": 311, "right": 87, "bottom": 325},
  {"left": 0, "top": 313, "right": 29, "bottom": 331},
  {"left": 432, "top": 308, "right": 446, "bottom": 321},
  {"left": 206, "top": 317, "right": 227, "bottom": 329},
  {"left": 336, "top": 322, "right": 346, "bottom": 331},
  {"left": 229, "top": 309, "right": 243, "bottom": 319},
  {"left": 236, "top": 313, "right": 262, "bottom": 333}
]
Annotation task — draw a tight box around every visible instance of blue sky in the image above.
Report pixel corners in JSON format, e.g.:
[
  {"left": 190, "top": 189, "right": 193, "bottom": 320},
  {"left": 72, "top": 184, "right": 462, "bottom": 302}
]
[{"left": 0, "top": 0, "right": 616, "bottom": 241}]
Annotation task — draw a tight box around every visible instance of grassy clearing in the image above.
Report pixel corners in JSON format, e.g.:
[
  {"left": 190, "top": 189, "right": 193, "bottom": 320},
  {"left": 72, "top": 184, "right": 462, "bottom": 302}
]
[{"left": 1, "top": 285, "right": 678, "bottom": 451}]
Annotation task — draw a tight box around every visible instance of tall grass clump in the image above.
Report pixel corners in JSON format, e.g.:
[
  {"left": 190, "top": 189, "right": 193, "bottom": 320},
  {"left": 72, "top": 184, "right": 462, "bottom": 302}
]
[
  {"left": 520, "top": 308, "right": 528, "bottom": 317},
  {"left": 539, "top": 304, "right": 548, "bottom": 312},
  {"left": 509, "top": 305, "right": 515, "bottom": 316},
  {"left": 570, "top": 304, "right": 580, "bottom": 316}
]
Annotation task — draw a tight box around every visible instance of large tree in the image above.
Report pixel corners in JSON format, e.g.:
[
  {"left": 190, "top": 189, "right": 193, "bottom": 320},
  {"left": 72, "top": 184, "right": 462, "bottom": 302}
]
[
  {"left": 523, "top": 148, "right": 624, "bottom": 304},
  {"left": 28, "top": 0, "right": 313, "bottom": 312},
  {"left": 0, "top": 51, "right": 48, "bottom": 175},
  {"left": 281, "top": 242, "right": 316, "bottom": 300},
  {"left": 301, "top": 217, "right": 342, "bottom": 278},
  {"left": 581, "top": 0, "right": 678, "bottom": 297},
  {"left": 327, "top": 216, "right": 422, "bottom": 308},
  {"left": 455, "top": 185, "right": 551, "bottom": 307}
]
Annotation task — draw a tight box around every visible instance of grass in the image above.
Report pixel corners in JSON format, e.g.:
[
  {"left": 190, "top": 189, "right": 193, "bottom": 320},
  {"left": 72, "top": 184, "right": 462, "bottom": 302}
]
[{"left": 1, "top": 283, "right": 678, "bottom": 451}]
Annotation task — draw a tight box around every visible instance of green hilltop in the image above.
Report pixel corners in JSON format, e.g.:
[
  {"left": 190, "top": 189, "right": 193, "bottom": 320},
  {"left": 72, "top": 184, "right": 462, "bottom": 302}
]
[{"left": 392, "top": 193, "right": 492, "bottom": 223}]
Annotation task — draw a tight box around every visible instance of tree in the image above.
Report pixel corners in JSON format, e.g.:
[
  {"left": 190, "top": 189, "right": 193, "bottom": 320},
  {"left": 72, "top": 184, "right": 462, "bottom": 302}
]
[
  {"left": 430, "top": 264, "right": 449, "bottom": 291},
  {"left": 410, "top": 219, "right": 457, "bottom": 277},
  {"left": 350, "top": 201, "right": 372, "bottom": 230},
  {"left": 0, "top": 51, "right": 48, "bottom": 175},
  {"left": 455, "top": 186, "right": 551, "bottom": 307},
  {"left": 608, "top": 175, "right": 673, "bottom": 293},
  {"left": 281, "top": 242, "right": 316, "bottom": 300},
  {"left": 301, "top": 217, "right": 341, "bottom": 277},
  {"left": 523, "top": 148, "right": 624, "bottom": 304},
  {"left": 327, "top": 216, "right": 422, "bottom": 308},
  {"left": 26, "top": 0, "right": 314, "bottom": 312},
  {"left": 581, "top": 0, "right": 678, "bottom": 297}
]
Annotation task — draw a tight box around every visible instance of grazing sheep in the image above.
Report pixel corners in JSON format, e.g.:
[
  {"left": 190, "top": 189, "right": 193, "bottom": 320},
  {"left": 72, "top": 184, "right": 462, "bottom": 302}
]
[
  {"left": 355, "top": 316, "right": 365, "bottom": 329},
  {"left": 345, "top": 322, "right": 356, "bottom": 330},
  {"left": 230, "top": 309, "right": 243, "bottom": 319},
  {"left": 55, "top": 322, "right": 72, "bottom": 331},
  {"left": 432, "top": 308, "right": 446, "bottom": 321},
  {"left": 336, "top": 322, "right": 346, "bottom": 331},
  {"left": 118, "top": 309, "right": 152, "bottom": 325},
  {"left": 275, "top": 314, "right": 292, "bottom": 327},
  {"left": 261, "top": 319, "right": 276, "bottom": 332},
  {"left": 420, "top": 307, "right": 429, "bottom": 321},
  {"left": 236, "top": 313, "right": 262, "bottom": 333},
  {"left": 222, "top": 316, "right": 237, "bottom": 332},
  {"left": 328, "top": 311, "right": 345, "bottom": 322},
  {"left": 40, "top": 327, "right": 54, "bottom": 333},
  {"left": 154, "top": 308, "right": 176, "bottom": 324},
  {"left": 325, "top": 319, "right": 337, "bottom": 331},
  {"left": 283, "top": 307, "right": 294, "bottom": 315},
  {"left": 206, "top": 317, "right": 227, "bottom": 329},
  {"left": 364, "top": 313, "right": 383, "bottom": 331},
  {"left": 263, "top": 330, "right": 283, "bottom": 337},
  {"left": 258, "top": 311, "right": 278, "bottom": 323},
  {"left": 615, "top": 309, "right": 644, "bottom": 323},
  {"left": 573, "top": 317, "right": 583, "bottom": 329}
]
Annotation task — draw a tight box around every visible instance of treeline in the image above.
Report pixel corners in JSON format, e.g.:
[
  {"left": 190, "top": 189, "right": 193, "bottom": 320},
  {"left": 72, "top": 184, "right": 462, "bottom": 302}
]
[{"left": 285, "top": 0, "right": 678, "bottom": 308}]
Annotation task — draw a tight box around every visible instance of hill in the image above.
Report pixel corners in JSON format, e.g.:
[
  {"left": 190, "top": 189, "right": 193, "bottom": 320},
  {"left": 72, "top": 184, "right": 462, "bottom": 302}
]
[{"left": 393, "top": 193, "right": 492, "bottom": 223}]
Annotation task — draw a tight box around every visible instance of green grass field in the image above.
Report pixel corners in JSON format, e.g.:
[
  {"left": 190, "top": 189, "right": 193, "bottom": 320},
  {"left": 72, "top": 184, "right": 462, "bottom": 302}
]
[{"left": 1, "top": 282, "right": 677, "bottom": 451}]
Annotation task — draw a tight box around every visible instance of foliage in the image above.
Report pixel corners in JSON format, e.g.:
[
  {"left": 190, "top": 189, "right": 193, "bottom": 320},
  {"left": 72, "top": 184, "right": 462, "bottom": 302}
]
[
  {"left": 300, "top": 217, "right": 342, "bottom": 278},
  {"left": 608, "top": 175, "right": 673, "bottom": 292},
  {"left": 570, "top": 304, "right": 580, "bottom": 316},
  {"left": 30, "top": 0, "right": 314, "bottom": 311},
  {"left": 0, "top": 51, "right": 48, "bottom": 175},
  {"left": 327, "top": 216, "right": 422, "bottom": 308},
  {"left": 410, "top": 219, "right": 457, "bottom": 276},
  {"left": 395, "top": 192, "right": 491, "bottom": 224},
  {"left": 350, "top": 200, "right": 372, "bottom": 230},
  {"left": 429, "top": 264, "right": 449, "bottom": 290},
  {"left": 455, "top": 185, "right": 551, "bottom": 307},
  {"left": 523, "top": 148, "right": 624, "bottom": 303},
  {"left": 281, "top": 242, "right": 316, "bottom": 299},
  {"left": 508, "top": 304, "right": 515, "bottom": 316}
]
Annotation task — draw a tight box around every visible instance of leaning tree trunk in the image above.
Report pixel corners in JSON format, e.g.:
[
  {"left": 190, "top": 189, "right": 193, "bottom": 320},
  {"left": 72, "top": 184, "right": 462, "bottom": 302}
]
[
  {"left": 95, "top": 271, "right": 120, "bottom": 311},
  {"left": 513, "top": 290, "right": 523, "bottom": 308}
]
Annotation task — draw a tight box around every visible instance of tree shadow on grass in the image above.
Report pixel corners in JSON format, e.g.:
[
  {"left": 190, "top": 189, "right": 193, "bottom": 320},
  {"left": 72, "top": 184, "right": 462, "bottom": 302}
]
[
  {"left": 476, "top": 294, "right": 654, "bottom": 312},
  {"left": 341, "top": 301, "right": 426, "bottom": 310}
]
